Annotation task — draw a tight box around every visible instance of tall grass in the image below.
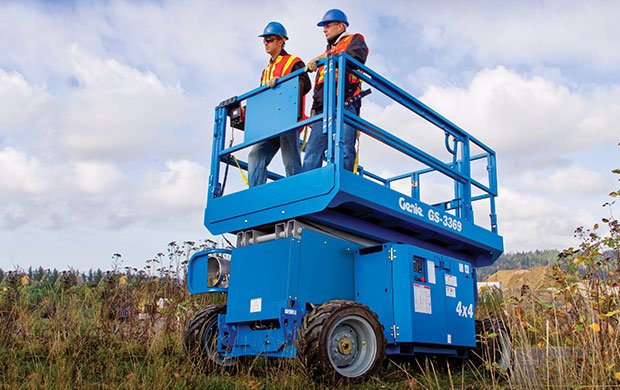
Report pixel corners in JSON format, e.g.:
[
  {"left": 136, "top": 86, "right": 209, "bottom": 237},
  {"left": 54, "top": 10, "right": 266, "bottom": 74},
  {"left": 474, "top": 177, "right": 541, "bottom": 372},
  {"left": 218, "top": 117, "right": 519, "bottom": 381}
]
[
  {"left": 0, "top": 268, "right": 489, "bottom": 389},
  {"left": 475, "top": 171, "right": 620, "bottom": 388},
  {"left": 1, "top": 249, "right": 618, "bottom": 388}
]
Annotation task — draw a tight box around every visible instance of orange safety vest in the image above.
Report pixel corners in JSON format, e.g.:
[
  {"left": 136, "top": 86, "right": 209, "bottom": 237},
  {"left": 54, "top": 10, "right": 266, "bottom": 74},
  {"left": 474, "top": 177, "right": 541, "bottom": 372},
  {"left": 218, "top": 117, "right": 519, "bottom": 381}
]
[
  {"left": 261, "top": 54, "right": 302, "bottom": 86},
  {"left": 315, "top": 33, "right": 364, "bottom": 96}
]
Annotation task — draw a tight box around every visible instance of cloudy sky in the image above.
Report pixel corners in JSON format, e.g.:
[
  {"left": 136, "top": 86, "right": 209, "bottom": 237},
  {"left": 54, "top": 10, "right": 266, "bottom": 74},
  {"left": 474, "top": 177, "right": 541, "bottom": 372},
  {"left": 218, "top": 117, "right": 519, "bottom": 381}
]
[{"left": 1, "top": 1, "right": 618, "bottom": 271}]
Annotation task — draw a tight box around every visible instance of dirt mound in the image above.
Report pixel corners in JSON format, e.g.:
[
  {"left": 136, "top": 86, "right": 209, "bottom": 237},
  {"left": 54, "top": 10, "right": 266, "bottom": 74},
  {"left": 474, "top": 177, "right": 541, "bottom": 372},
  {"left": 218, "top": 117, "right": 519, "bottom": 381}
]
[{"left": 485, "top": 266, "right": 556, "bottom": 292}]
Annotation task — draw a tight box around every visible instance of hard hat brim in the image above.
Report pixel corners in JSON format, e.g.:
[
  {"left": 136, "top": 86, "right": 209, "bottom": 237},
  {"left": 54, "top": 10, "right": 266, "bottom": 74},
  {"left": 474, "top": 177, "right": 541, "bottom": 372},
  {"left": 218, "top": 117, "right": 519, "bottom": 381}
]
[
  {"left": 257, "top": 34, "right": 288, "bottom": 40},
  {"left": 317, "top": 20, "right": 349, "bottom": 27}
]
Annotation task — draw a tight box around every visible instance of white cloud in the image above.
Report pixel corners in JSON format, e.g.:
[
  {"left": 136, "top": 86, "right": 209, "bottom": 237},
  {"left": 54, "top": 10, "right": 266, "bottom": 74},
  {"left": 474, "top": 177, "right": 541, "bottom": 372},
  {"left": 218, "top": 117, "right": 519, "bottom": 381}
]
[
  {"left": 497, "top": 188, "right": 595, "bottom": 251},
  {"left": 420, "top": 67, "right": 620, "bottom": 161},
  {"left": 0, "top": 158, "right": 208, "bottom": 231},
  {"left": 359, "top": 100, "right": 452, "bottom": 173},
  {"left": 0, "top": 69, "right": 49, "bottom": 133},
  {"left": 0, "top": 147, "right": 48, "bottom": 196},
  {"left": 390, "top": 2, "right": 620, "bottom": 71},
  {"left": 360, "top": 65, "right": 620, "bottom": 177},
  {"left": 407, "top": 66, "right": 449, "bottom": 92},
  {"left": 519, "top": 166, "right": 608, "bottom": 197},
  {"left": 60, "top": 45, "right": 189, "bottom": 159},
  {"left": 72, "top": 161, "right": 125, "bottom": 194},
  {"left": 136, "top": 159, "right": 208, "bottom": 217}
]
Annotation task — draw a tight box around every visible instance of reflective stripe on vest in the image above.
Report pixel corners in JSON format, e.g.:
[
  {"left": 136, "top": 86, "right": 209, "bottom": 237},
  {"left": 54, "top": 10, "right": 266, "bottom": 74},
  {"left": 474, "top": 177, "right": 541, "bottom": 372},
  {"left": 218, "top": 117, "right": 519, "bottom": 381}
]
[
  {"left": 315, "top": 34, "right": 363, "bottom": 93},
  {"left": 261, "top": 54, "right": 302, "bottom": 86}
]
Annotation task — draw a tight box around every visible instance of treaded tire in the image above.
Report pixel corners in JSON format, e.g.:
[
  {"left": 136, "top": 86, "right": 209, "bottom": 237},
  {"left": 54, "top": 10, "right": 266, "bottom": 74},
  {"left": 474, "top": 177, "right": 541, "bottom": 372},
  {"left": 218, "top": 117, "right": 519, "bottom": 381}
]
[
  {"left": 474, "top": 318, "right": 513, "bottom": 371},
  {"left": 184, "top": 304, "right": 237, "bottom": 368},
  {"left": 296, "top": 300, "right": 386, "bottom": 382}
]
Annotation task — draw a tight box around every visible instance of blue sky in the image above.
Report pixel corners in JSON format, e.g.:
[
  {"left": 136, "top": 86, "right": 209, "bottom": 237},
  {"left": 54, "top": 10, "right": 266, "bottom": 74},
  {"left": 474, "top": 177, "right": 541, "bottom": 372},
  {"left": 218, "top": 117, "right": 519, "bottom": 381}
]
[{"left": 1, "top": 1, "right": 618, "bottom": 271}]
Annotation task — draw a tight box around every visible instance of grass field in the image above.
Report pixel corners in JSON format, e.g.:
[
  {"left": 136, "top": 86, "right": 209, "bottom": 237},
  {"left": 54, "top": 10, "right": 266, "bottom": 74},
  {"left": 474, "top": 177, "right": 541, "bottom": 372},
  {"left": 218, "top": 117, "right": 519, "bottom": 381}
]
[{"left": 2, "top": 252, "right": 617, "bottom": 389}]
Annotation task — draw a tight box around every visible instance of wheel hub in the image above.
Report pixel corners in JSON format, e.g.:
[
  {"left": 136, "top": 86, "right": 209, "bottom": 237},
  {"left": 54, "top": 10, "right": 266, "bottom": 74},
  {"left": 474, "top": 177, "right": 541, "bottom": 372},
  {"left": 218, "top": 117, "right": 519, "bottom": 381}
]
[
  {"left": 330, "top": 325, "right": 358, "bottom": 366},
  {"left": 338, "top": 337, "right": 353, "bottom": 354}
]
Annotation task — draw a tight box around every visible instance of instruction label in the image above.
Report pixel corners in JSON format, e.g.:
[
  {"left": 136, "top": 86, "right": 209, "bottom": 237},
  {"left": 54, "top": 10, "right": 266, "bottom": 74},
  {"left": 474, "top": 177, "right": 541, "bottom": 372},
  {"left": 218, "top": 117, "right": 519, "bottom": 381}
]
[
  {"left": 250, "top": 298, "right": 262, "bottom": 313},
  {"left": 413, "top": 283, "right": 432, "bottom": 314}
]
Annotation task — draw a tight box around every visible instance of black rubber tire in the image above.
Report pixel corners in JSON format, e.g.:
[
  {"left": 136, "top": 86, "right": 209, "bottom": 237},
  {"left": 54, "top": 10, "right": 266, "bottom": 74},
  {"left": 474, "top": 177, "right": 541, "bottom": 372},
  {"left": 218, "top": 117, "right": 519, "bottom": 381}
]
[
  {"left": 473, "top": 318, "right": 513, "bottom": 371},
  {"left": 296, "top": 300, "right": 386, "bottom": 382},
  {"left": 184, "top": 304, "right": 237, "bottom": 368}
]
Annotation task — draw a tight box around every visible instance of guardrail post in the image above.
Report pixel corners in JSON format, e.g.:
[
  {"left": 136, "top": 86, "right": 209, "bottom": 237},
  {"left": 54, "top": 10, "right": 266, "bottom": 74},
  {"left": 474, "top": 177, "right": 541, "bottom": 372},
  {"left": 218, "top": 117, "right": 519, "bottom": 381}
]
[
  {"left": 210, "top": 106, "right": 227, "bottom": 199},
  {"left": 460, "top": 138, "right": 473, "bottom": 222},
  {"left": 335, "top": 54, "right": 347, "bottom": 171}
]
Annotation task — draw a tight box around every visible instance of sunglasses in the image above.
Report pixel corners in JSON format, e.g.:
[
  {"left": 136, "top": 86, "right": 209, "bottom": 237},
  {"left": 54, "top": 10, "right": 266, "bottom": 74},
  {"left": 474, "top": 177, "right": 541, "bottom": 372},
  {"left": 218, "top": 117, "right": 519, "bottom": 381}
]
[
  {"left": 323, "top": 22, "right": 341, "bottom": 29},
  {"left": 263, "top": 37, "right": 278, "bottom": 43}
]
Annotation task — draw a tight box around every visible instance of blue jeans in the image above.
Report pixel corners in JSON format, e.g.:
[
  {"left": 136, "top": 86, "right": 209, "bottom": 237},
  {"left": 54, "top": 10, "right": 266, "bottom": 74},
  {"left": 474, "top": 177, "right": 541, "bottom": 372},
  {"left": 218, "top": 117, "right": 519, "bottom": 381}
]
[
  {"left": 302, "top": 104, "right": 358, "bottom": 172},
  {"left": 248, "top": 129, "right": 301, "bottom": 187}
]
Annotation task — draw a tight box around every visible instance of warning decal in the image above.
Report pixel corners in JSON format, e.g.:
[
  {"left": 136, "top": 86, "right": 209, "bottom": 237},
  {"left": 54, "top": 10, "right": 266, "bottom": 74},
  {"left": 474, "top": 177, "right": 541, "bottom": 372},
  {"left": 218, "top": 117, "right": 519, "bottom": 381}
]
[
  {"left": 445, "top": 285, "right": 456, "bottom": 298},
  {"left": 445, "top": 274, "right": 458, "bottom": 287}
]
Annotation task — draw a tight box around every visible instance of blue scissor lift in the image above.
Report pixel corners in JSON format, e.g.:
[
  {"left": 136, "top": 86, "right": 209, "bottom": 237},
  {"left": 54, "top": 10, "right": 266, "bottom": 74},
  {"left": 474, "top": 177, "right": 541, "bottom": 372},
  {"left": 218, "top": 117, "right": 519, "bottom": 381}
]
[{"left": 184, "top": 53, "right": 505, "bottom": 379}]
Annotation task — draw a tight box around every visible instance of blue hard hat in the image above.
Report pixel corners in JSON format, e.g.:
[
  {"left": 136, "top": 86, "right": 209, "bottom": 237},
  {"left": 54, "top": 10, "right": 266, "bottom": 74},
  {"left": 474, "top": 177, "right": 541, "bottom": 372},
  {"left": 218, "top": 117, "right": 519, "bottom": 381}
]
[
  {"left": 317, "top": 9, "right": 349, "bottom": 27},
  {"left": 258, "top": 21, "right": 288, "bottom": 40}
]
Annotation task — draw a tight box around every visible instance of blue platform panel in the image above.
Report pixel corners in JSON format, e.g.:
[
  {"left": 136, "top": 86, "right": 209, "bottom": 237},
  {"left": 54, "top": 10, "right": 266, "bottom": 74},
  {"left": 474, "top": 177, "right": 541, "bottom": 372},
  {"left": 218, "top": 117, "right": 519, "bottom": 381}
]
[
  {"left": 442, "top": 256, "right": 477, "bottom": 347},
  {"left": 205, "top": 166, "right": 335, "bottom": 231},
  {"left": 354, "top": 244, "right": 396, "bottom": 343},
  {"left": 225, "top": 238, "right": 298, "bottom": 323},
  {"left": 355, "top": 243, "right": 477, "bottom": 350},
  {"left": 296, "top": 228, "right": 361, "bottom": 303},
  {"left": 244, "top": 77, "right": 300, "bottom": 146},
  {"left": 225, "top": 229, "right": 360, "bottom": 324},
  {"left": 219, "top": 228, "right": 362, "bottom": 358}
]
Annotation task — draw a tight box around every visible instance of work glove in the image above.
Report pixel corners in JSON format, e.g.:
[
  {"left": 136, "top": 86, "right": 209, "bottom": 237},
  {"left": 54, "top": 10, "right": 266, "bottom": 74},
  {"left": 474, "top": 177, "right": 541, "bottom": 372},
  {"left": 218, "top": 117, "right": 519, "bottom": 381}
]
[
  {"left": 305, "top": 54, "right": 326, "bottom": 73},
  {"left": 268, "top": 77, "right": 278, "bottom": 88}
]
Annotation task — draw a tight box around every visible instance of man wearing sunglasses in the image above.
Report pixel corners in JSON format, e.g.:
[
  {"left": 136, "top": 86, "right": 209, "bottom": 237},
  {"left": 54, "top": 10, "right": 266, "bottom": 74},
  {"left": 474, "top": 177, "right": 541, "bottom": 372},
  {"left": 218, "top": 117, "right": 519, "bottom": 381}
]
[
  {"left": 302, "top": 9, "right": 369, "bottom": 173},
  {"left": 248, "top": 22, "right": 311, "bottom": 187}
]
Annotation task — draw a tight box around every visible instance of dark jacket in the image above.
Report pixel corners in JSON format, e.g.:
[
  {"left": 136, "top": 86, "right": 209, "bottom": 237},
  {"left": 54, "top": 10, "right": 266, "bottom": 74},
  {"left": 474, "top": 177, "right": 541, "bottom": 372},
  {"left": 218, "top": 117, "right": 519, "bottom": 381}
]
[{"left": 311, "top": 33, "right": 369, "bottom": 113}]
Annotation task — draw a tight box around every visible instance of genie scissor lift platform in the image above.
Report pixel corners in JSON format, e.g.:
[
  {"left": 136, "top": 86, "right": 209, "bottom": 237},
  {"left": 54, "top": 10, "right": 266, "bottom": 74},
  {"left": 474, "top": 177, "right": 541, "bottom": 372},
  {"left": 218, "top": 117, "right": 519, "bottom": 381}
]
[{"left": 184, "top": 53, "right": 507, "bottom": 380}]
